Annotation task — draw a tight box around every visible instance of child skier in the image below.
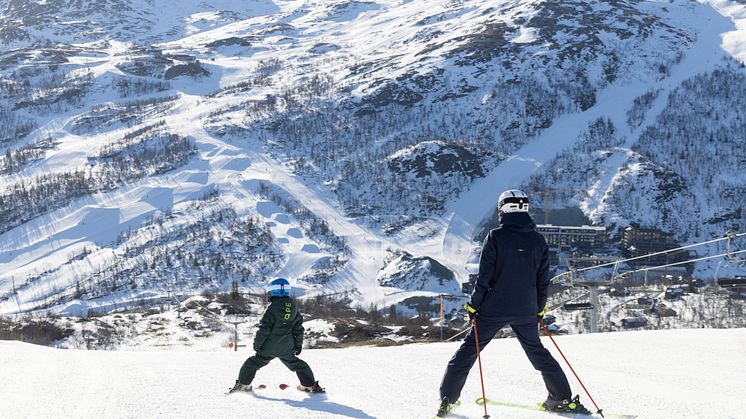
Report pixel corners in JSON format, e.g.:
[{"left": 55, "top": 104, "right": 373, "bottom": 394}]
[{"left": 228, "top": 278, "right": 324, "bottom": 394}]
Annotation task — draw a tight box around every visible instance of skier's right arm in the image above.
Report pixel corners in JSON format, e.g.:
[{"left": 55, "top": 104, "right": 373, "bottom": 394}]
[
  {"left": 253, "top": 307, "right": 274, "bottom": 352},
  {"left": 470, "top": 232, "right": 497, "bottom": 309}
]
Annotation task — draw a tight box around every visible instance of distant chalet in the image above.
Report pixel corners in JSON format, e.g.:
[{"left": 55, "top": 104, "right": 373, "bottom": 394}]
[{"left": 622, "top": 225, "right": 689, "bottom": 266}]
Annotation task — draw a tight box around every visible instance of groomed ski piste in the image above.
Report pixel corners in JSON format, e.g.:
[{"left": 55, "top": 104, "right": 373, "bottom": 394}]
[{"left": 2, "top": 328, "right": 746, "bottom": 419}]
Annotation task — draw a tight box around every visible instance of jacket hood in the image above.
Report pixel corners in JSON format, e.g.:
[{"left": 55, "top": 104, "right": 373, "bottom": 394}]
[{"left": 499, "top": 212, "right": 536, "bottom": 232}]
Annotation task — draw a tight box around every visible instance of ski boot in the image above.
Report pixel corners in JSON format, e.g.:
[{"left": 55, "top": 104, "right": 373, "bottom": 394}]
[
  {"left": 436, "top": 397, "right": 459, "bottom": 417},
  {"left": 542, "top": 395, "right": 592, "bottom": 415},
  {"left": 227, "top": 380, "right": 253, "bottom": 394},
  {"left": 298, "top": 381, "right": 325, "bottom": 393}
]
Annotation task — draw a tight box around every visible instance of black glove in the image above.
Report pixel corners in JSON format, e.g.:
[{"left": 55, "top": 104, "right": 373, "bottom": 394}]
[
  {"left": 464, "top": 303, "right": 478, "bottom": 321},
  {"left": 294, "top": 347, "right": 302, "bottom": 356}
]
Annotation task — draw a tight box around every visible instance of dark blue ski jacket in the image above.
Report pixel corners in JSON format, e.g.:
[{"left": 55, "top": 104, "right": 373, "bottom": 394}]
[{"left": 469, "top": 212, "right": 550, "bottom": 317}]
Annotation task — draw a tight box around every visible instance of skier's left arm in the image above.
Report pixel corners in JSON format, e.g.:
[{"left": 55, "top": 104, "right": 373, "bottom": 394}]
[
  {"left": 292, "top": 311, "right": 305, "bottom": 354},
  {"left": 536, "top": 240, "right": 550, "bottom": 311}
]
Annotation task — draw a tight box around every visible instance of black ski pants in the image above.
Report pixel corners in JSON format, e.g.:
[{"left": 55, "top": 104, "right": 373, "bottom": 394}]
[
  {"left": 439, "top": 315, "right": 571, "bottom": 403},
  {"left": 238, "top": 353, "right": 315, "bottom": 386}
]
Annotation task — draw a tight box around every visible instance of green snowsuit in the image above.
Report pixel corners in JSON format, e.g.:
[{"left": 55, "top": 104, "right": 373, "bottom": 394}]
[{"left": 237, "top": 296, "right": 316, "bottom": 386}]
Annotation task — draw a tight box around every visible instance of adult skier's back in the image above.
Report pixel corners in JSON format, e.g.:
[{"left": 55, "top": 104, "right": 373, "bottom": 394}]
[{"left": 469, "top": 205, "right": 550, "bottom": 318}]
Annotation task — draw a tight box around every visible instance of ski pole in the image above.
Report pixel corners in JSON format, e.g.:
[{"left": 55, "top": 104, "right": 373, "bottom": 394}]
[
  {"left": 539, "top": 320, "right": 605, "bottom": 418},
  {"left": 472, "top": 316, "right": 490, "bottom": 419}
]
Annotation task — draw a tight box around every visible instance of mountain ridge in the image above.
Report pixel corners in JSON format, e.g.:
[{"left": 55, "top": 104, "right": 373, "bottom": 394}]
[{"left": 0, "top": 0, "right": 744, "bottom": 315}]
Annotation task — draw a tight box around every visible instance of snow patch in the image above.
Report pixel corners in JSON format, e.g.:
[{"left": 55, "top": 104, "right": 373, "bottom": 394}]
[{"left": 511, "top": 27, "right": 538, "bottom": 44}]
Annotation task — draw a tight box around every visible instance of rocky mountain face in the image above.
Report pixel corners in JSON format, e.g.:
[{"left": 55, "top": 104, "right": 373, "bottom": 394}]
[{"left": 0, "top": 0, "right": 744, "bottom": 316}]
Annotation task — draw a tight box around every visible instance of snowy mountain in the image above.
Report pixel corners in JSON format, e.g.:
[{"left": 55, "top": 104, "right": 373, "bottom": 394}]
[
  {"left": 1, "top": 0, "right": 745, "bottom": 316},
  {"left": 2, "top": 328, "right": 746, "bottom": 418}
]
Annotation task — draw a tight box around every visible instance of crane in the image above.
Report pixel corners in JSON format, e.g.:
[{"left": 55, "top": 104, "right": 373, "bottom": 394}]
[{"left": 528, "top": 189, "right": 587, "bottom": 225}]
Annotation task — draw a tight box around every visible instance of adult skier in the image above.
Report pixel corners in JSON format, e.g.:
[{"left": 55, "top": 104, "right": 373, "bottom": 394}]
[
  {"left": 228, "top": 278, "right": 324, "bottom": 394},
  {"left": 436, "top": 189, "right": 590, "bottom": 417}
]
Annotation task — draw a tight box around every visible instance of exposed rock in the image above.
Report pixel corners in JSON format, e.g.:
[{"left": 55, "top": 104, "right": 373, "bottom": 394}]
[
  {"left": 164, "top": 62, "right": 210, "bottom": 80},
  {"left": 387, "top": 141, "right": 484, "bottom": 179},
  {"left": 377, "top": 251, "right": 459, "bottom": 293},
  {"left": 206, "top": 37, "right": 253, "bottom": 48}
]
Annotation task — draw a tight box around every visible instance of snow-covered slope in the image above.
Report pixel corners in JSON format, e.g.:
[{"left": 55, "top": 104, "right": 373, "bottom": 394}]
[
  {"left": 1, "top": 0, "right": 745, "bottom": 315},
  {"left": 2, "top": 328, "right": 746, "bottom": 418}
]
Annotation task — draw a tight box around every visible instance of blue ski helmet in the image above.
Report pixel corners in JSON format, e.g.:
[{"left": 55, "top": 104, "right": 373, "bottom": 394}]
[{"left": 267, "top": 278, "right": 291, "bottom": 298}]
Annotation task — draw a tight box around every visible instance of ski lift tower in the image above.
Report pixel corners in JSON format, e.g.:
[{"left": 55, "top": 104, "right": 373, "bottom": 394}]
[
  {"left": 226, "top": 314, "right": 248, "bottom": 352},
  {"left": 567, "top": 269, "right": 616, "bottom": 333}
]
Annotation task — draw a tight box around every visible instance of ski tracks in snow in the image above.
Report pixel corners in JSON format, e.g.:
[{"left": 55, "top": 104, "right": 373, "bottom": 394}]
[{"left": 161, "top": 93, "right": 401, "bottom": 306}]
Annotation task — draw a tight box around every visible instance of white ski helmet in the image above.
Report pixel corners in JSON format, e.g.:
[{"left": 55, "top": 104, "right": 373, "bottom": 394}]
[{"left": 497, "top": 189, "right": 529, "bottom": 217}]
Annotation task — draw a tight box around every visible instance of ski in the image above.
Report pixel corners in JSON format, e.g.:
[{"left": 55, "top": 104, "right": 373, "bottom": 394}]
[
  {"left": 297, "top": 384, "right": 326, "bottom": 393},
  {"left": 279, "top": 383, "right": 326, "bottom": 393},
  {"left": 225, "top": 383, "right": 265, "bottom": 395},
  {"left": 475, "top": 398, "right": 636, "bottom": 419},
  {"left": 432, "top": 400, "right": 461, "bottom": 418}
]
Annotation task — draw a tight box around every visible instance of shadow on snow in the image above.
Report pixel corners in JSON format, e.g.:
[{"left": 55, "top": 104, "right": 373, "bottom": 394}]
[{"left": 253, "top": 393, "right": 375, "bottom": 419}]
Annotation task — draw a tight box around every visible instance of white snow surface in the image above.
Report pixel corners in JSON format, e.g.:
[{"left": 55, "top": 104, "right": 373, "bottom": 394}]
[
  {"left": 2, "top": 328, "right": 746, "bottom": 418},
  {"left": 712, "top": 0, "right": 746, "bottom": 63}
]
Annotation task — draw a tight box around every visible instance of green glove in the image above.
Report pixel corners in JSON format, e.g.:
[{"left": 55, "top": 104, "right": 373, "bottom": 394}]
[
  {"left": 464, "top": 303, "right": 478, "bottom": 321},
  {"left": 537, "top": 305, "right": 549, "bottom": 323}
]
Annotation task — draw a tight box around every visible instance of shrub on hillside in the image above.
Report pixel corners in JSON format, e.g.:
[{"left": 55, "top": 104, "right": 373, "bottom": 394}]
[{"left": 0, "top": 316, "right": 73, "bottom": 346}]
